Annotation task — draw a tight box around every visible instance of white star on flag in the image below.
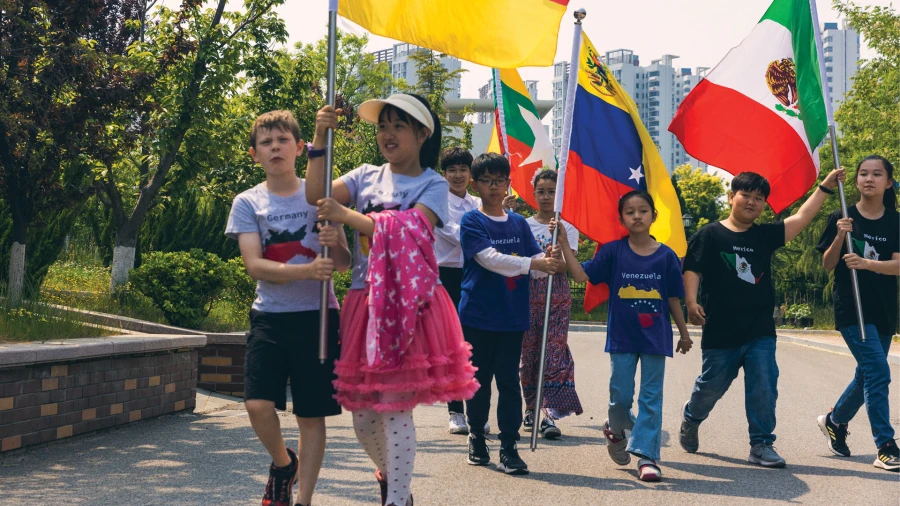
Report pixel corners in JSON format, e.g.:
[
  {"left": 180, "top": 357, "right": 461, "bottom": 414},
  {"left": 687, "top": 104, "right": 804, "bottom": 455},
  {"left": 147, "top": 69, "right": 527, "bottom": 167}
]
[
  {"left": 517, "top": 104, "right": 556, "bottom": 175},
  {"left": 629, "top": 166, "right": 645, "bottom": 185}
]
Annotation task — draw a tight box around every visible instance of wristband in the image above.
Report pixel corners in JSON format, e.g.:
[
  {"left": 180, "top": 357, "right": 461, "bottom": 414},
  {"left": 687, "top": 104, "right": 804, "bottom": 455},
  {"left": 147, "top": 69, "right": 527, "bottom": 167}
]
[
  {"left": 818, "top": 184, "right": 835, "bottom": 195},
  {"left": 306, "top": 142, "right": 327, "bottom": 159}
]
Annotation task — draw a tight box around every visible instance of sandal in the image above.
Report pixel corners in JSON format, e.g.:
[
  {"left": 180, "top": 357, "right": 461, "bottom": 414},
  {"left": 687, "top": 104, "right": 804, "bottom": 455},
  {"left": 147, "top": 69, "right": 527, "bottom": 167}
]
[{"left": 638, "top": 458, "right": 662, "bottom": 482}]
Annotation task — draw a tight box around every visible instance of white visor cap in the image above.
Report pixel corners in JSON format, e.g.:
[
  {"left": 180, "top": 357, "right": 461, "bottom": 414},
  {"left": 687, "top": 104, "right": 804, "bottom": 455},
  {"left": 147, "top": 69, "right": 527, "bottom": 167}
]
[{"left": 357, "top": 94, "right": 435, "bottom": 138}]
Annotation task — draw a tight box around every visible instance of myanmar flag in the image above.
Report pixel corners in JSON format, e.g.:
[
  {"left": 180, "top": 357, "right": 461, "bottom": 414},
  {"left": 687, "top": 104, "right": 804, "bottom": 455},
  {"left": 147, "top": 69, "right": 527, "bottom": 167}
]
[
  {"left": 487, "top": 68, "right": 557, "bottom": 210},
  {"left": 338, "top": 0, "right": 570, "bottom": 68},
  {"left": 558, "top": 32, "right": 686, "bottom": 312},
  {"left": 669, "top": 0, "right": 828, "bottom": 213}
]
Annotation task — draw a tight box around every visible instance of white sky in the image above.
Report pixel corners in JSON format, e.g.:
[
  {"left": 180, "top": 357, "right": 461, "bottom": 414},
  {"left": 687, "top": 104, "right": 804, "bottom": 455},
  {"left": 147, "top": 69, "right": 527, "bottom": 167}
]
[{"left": 275, "top": 0, "right": 889, "bottom": 102}]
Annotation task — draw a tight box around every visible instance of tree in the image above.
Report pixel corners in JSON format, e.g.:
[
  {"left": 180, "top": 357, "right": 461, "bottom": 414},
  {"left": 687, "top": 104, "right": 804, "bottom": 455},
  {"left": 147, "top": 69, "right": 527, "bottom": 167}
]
[
  {"left": 406, "top": 49, "right": 469, "bottom": 148},
  {"left": 833, "top": 1, "right": 899, "bottom": 164},
  {"left": 671, "top": 164, "right": 727, "bottom": 237},
  {"left": 92, "top": 0, "right": 286, "bottom": 291},
  {"left": 0, "top": 0, "right": 147, "bottom": 302}
]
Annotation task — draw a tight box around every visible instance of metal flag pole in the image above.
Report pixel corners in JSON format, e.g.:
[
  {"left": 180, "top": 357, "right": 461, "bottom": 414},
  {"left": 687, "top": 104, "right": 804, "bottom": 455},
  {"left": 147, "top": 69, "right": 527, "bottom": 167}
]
[
  {"left": 492, "top": 68, "right": 515, "bottom": 198},
  {"left": 808, "top": 0, "right": 866, "bottom": 341},
  {"left": 532, "top": 7, "right": 585, "bottom": 452},
  {"left": 319, "top": 0, "right": 339, "bottom": 363}
]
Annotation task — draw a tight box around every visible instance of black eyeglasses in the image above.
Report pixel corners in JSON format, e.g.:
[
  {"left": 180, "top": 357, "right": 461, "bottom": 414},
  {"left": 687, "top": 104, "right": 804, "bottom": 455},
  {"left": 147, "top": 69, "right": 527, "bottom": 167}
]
[{"left": 476, "top": 177, "right": 509, "bottom": 188}]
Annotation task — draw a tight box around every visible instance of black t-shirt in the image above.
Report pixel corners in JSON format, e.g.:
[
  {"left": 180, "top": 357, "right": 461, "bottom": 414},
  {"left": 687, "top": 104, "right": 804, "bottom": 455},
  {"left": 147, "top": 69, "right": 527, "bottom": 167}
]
[
  {"left": 683, "top": 221, "right": 786, "bottom": 349},
  {"left": 816, "top": 206, "right": 899, "bottom": 336}
]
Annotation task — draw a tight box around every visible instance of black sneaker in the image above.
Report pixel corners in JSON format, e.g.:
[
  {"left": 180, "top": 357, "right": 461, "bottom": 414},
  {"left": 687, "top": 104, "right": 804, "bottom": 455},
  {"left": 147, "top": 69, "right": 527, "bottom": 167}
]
[
  {"left": 874, "top": 440, "right": 900, "bottom": 472},
  {"left": 262, "top": 447, "right": 297, "bottom": 506},
  {"left": 467, "top": 433, "right": 490, "bottom": 466},
  {"left": 540, "top": 416, "right": 562, "bottom": 439},
  {"left": 817, "top": 413, "right": 850, "bottom": 457},
  {"left": 523, "top": 410, "right": 535, "bottom": 433},
  {"left": 497, "top": 443, "right": 529, "bottom": 475},
  {"left": 679, "top": 401, "right": 699, "bottom": 453}
]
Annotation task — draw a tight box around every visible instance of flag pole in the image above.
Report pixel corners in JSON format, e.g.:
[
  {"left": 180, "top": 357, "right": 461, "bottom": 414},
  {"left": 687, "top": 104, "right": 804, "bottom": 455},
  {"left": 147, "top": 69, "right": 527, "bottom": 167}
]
[
  {"left": 808, "top": 0, "right": 866, "bottom": 341},
  {"left": 493, "top": 68, "right": 515, "bottom": 198},
  {"left": 531, "top": 7, "right": 585, "bottom": 452},
  {"left": 319, "top": 0, "right": 339, "bottom": 362}
]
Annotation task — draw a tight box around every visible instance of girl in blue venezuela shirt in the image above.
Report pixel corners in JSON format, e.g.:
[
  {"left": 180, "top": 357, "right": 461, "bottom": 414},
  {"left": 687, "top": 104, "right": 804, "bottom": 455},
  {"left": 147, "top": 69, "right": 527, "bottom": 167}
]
[{"left": 552, "top": 190, "right": 691, "bottom": 482}]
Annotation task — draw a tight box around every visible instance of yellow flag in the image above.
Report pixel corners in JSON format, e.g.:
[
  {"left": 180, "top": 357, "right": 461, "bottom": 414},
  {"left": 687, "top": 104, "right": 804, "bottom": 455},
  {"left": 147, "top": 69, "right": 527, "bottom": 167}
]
[{"left": 338, "top": 0, "right": 570, "bottom": 68}]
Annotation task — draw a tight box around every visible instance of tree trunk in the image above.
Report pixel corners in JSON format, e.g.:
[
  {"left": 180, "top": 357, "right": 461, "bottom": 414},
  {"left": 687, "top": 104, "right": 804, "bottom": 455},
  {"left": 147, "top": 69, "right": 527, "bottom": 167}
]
[
  {"left": 7, "top": 242, "right": 25, "bottom": 305},
  {"left": 109, "top": 221, "right": 139, "bottom": 292}
]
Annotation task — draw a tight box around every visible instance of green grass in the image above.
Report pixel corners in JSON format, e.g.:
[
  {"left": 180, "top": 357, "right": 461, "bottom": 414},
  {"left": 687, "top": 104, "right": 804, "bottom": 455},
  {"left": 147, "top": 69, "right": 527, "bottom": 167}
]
[
  {"left": 570, "top": 299, "right": 608, "bottom": 323},
  {"left": 41, "top": 260, "right": 248, "bottom": 332},
  {"left": 0, "top": 290, "right": 112, "bottom": 343}
]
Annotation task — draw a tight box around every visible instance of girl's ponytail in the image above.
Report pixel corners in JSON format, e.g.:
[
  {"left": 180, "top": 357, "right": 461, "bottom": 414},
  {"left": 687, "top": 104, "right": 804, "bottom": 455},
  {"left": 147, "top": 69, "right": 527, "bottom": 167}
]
[{"left": 408, "top": 94, "right": 442, "bottom": 170}]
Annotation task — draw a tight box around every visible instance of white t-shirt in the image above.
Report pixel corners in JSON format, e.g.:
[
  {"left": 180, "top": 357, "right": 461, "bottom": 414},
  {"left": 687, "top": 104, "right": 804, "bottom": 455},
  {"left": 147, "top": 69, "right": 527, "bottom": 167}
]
[
  {"left": 434, "top": 191, "right": 481, "bottom": 268},
  {"left": 526, "top": 216, "right": 579, "bottom": 253},
  {"left": 225, "top": 180, "right": 339, "bottom": 313},
  {"left": 339, "top": 163, "right": 450, "bottom": 290}
]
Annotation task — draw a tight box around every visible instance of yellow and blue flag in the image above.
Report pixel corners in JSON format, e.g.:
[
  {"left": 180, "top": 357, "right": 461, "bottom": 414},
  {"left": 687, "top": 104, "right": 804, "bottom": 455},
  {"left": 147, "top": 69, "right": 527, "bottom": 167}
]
[{"left": 558, "top": 32, "right": 686, "bottom": 311}]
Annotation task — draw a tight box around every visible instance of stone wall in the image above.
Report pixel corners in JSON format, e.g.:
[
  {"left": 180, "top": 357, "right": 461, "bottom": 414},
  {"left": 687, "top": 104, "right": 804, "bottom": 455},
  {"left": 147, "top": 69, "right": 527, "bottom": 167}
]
[
  {"left": 0, "top": 335, "right": 203, "bottom": 453},
  {"left": 197, "top": 333, "right": 246, "bottom": 397}
]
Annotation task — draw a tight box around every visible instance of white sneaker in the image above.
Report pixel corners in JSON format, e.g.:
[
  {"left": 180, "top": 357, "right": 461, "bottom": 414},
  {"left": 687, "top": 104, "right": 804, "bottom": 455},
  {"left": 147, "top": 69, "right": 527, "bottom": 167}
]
[{"left": 448, "top": 412, "right": 468, "bottom": 434}]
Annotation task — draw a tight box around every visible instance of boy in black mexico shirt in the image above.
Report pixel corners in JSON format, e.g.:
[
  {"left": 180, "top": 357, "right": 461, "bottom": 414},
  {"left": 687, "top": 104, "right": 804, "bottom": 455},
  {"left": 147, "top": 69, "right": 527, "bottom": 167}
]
[{"left": 677, "top": 168, "right": 844, "bottom": 469}]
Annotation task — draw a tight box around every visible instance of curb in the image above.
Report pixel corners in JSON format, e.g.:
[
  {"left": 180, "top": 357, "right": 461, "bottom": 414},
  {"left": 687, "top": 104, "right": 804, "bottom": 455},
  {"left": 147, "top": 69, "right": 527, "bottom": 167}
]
[{"left": 779, "top": 334, "right": 900, "bottom": 366}]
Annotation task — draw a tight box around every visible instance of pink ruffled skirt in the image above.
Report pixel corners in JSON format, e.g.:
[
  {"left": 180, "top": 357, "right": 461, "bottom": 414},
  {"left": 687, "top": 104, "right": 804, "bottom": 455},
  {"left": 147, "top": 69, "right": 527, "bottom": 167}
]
[{"left": 334, "top": 286, "right": 479, "bottom": 412}]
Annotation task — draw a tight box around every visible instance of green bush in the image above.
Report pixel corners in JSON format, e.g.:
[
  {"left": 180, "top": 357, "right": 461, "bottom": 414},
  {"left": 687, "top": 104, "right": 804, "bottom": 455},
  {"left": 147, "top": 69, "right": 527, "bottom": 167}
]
[
  {"left": 785, "top": 303, "right": 812, "bottom": 319},
  {"left": 129, "top": 249, "right": 229, "bottom": 328},
  {"left": 333, "top": 268, "right": 351, "bottom": 305},
  {"left": 222, "top": 256, "right": 256, "bottom": 308}
]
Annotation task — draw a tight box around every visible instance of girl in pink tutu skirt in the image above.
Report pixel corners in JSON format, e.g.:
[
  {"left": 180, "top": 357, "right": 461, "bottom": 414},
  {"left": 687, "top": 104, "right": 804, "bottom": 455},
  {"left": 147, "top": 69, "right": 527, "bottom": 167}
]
[{"left": 306, "top": 93, "right": 479, "bottom": 506}]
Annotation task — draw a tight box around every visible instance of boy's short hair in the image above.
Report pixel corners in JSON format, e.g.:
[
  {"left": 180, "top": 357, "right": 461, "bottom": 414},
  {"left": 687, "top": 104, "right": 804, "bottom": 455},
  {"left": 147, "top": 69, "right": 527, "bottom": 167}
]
[
  {"left": 249, "top": 110, "right": 301, "bottom": 148},
  {"left": 471, "top": 152, "right": 510, "bottom": 180},
  {"left": 730, "top": 172, "right": 771, "bottom": 199},
  {"left": 440, "top": 147, "right": 473, "bottom": 171}
]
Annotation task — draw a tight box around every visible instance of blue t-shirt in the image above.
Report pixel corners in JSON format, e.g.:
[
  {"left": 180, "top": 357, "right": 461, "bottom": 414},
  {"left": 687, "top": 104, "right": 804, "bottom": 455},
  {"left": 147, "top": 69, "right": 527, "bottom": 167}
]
[
  {"left": 582, "top": 238, "right": 685, "bottom": 356},
  {"left": 459, "top": 210, "right": 541, "bottom": 332}
]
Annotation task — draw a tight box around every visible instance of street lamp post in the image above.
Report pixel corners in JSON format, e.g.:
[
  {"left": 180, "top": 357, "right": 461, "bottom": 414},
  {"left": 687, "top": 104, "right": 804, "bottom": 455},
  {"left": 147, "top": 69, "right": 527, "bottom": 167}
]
[{"left": 682, "top": 213, "right": 693, "bottom": 229}]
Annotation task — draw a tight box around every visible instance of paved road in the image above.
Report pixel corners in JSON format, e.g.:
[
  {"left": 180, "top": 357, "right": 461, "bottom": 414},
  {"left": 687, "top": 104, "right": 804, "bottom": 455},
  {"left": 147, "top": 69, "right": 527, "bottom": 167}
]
[{"left": 1, "top": 332, "right": 898, "bottom": 505}]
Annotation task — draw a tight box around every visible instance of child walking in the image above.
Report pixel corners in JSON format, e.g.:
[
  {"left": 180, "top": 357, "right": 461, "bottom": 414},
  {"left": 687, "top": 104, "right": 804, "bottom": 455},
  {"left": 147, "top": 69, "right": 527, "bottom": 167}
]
[
  {"left": 554, "top": 191, "right": 691, "bottom": 481},
  {"left": 306, "top": 94, "right": 478, "bottom": 506},
  {"left": 815, "top": 156, "right": 899, "bottom": 472},
  {"left": 433, "top": 147, "right": 486, "bottom": 435},
  {"left": 226, "top": 110, "right": 351, "bottom": 506},
  {"left": 520, "top": 170, "right": 583, "bottom": 439},
  {"left": 679, "top": 168, "right": 844, "bottom": 468},
  {"left": 459, "top": 153, "right": 560, "bottom": 475}
]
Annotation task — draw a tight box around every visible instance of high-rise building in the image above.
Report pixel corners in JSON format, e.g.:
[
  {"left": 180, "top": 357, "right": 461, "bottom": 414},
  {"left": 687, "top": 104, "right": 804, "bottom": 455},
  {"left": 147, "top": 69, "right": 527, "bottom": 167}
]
[
  {"left": 381, "top": 43, "right": 462, "bottom": 99},
  {"left": 822, "top": 20, "right": 860, "bottom": 111},
  {"left": 476, "top": 78, "right": 538, "bottom": 125},
  {"left": 550, "top": 53, "right": 708, "bottom": 173},
  {"left": 551, "top": 61, "right": 570, "bottom": 158},
  {"left": 371, "top": 48, "right": 393, "bottom": 65}
]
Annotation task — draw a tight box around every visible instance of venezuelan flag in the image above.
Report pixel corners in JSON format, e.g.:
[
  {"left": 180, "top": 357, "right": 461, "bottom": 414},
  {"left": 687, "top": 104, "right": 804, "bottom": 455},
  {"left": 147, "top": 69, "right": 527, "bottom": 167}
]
[{"left": 559, "top": 32, "right": 686, "bottom": 311}]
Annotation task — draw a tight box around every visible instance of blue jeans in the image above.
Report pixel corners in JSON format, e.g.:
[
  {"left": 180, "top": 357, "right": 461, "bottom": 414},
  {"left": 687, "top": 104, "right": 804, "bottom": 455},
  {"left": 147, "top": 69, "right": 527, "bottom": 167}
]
[
  {"left": 608, "top": 353, "right": 666, "bottom": 461},
  {"left": 683, "top": 336, "right": 778, "bottom": 446},
  {"left": 831, "top": 325, "right": 895, "bottom": 447}
]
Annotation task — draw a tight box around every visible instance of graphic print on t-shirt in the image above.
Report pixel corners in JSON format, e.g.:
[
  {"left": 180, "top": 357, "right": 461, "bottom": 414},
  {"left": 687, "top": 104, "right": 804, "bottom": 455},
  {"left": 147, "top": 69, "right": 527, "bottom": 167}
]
[
  {"left": 719, "top": 251, "right": 764, "bottom": 284},
  {"left": 852, "top": 237, "right": 880, "bottom": 260},
  {"left": 263, "top": 224, "right": 318, "bottom": 263},
  {"left": 360, "top": 199, "right": 402, "bottom": 255},
  {"left": 505, "top": 252, "right": 524, "bottom": 290},
  {"left": 617, "top": 284, "right": 662, "bottom": 328}
]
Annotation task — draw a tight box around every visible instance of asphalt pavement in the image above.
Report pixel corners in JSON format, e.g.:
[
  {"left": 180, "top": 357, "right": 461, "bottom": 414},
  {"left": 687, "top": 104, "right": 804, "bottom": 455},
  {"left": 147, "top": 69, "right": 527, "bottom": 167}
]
[{"left": 1, "top": 331, "right": 897, "bottom": 505}]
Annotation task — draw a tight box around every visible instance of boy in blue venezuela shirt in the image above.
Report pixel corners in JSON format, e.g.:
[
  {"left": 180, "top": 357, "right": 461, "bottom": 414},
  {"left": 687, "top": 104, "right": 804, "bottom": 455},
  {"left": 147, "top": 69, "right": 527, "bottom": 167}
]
[{"left": 459, "top": 153, "right": 560, "bottom": 476}]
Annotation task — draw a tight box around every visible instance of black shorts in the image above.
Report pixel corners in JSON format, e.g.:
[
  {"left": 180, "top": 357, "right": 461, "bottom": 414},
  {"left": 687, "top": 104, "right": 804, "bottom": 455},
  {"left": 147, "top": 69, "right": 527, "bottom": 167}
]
[{"left": 244, "top": 309, "right": 341, "bottom": 418}]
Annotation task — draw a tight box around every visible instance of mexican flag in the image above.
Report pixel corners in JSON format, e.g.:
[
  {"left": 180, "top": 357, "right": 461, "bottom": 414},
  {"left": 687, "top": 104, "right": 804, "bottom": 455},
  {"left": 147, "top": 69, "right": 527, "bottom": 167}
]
[
  {"left": 669, "top": 0, "right": 829, "bottom": 213},
  {"left": 852, "top": 237, "right": 880, "bottom": 260},
  {"left": 487, "top": 68, "right": 557, "bottom": 210},
  {"left": 720, "top": 252, "right": 763, "bottom": 285}
]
